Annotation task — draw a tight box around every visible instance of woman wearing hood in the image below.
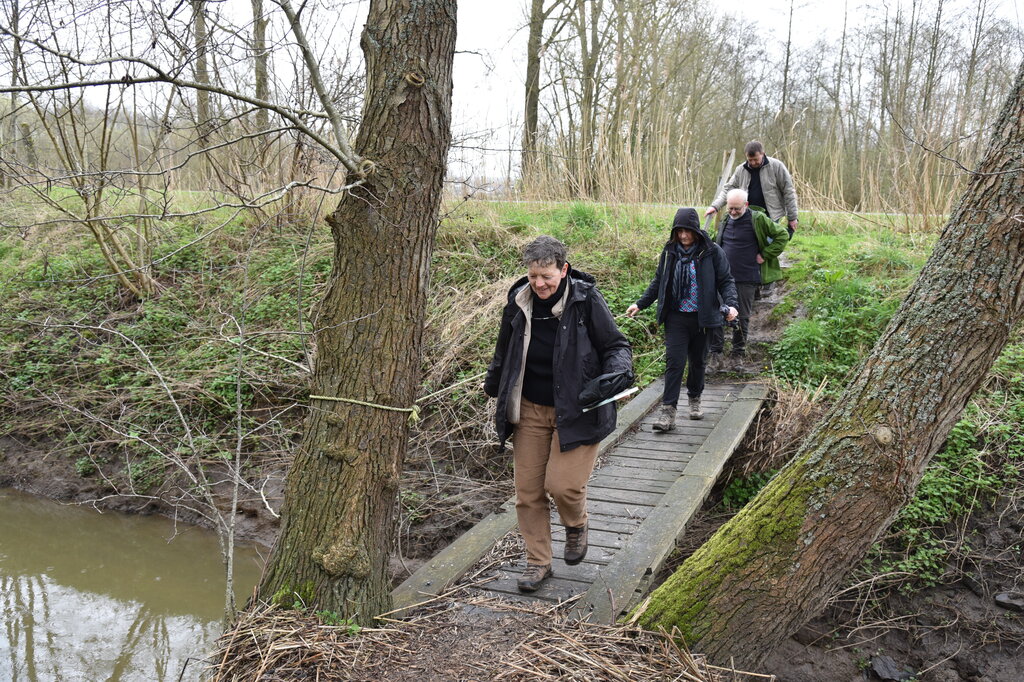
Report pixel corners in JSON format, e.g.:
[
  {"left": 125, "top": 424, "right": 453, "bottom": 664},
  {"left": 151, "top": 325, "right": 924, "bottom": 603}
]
[{"left": 626, "top": 208, "right": 738, "bottom": 430}]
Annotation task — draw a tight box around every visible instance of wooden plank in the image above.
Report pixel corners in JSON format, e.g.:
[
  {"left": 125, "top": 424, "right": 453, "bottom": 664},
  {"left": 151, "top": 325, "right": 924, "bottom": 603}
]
[
  {"left": 589, "top": 475, "right": 673, "bottom": 493},
  {"left": 600, "top": 456, "right": 687, "bottom": 473},
  {"left": 391, "top": 378, "right": 665, "bottom": 613},
  {"left": 587, "top": 499, "right": 654, "bottom": 519},
  {"left": 572, "top": 383, "right": 767, "bottom": 623},
  {"left": 610, "top": 447, "right": 697, "bottom": 463},
  {"left": 590, "top": 465, "right": 680, "bottom": 483},
  {"left": 586, "top": 486, "right": 665, "bottom": 506},
  {"left": 481, "top": 557, "right": 605, "bottom": 583},
  {"left": 615, "top": 441, "right": 701, "bottom": 455},
  {"left": 475, "top": 575, "right": 588, "bottom": 603},
  {"left": 577, "top": 514, "right": 644, "bottom": 535},
  {"left": 633, "top": 428, "right": 716, "bottom": 441},
  {"left": 550, "top": 526, "right": 633, "bottom": 550},
  {"left": 634, "top": 423, "right": 716, "bottom": 435},
  {"left": 682, "top": 384, "right": 770, "bottom": 481},
  {"left": 479, "top": 563, "right": 595, "bottom": 584},
  {"left": 548, "top": 542, "right": 615, "bottom": 563},
  {"left": 630, "top": 428, "right": 715, "bottom": 442},
  {"left": 619, "top": 433, "right": 705, "bottom": 447},
  {"left": 468, "top": 589, "right": 578, "bottom": 608}
]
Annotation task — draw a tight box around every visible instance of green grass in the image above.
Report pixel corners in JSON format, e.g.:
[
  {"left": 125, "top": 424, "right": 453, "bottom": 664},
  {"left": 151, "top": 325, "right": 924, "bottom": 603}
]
[
  {"left": 2, "top": 196, "right": 1020, "bottom": 597},
  {"left": 768, "top": 228, "right": 932, "bottom": 391}
]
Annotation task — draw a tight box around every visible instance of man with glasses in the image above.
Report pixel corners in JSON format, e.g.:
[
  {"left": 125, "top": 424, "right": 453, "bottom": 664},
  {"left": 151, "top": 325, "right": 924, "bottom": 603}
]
[
  {"left": 705, "top": 140, "right": 799, "bottom": 238},
  {"left": 706, "top": 188, "right": 789, "bottom": 368}
]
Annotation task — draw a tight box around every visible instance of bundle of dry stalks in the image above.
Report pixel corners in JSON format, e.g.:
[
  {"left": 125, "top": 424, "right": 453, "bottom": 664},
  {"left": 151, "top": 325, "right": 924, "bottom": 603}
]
[
  {"left": 730, "top": 376, "right": 829, "bottom": 478},
  {"left": 208, "top": 589, "right": 775, "bottom": 682}
]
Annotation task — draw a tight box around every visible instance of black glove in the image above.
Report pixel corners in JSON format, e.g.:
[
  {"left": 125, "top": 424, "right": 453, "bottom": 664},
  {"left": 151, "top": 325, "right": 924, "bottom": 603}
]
[{"left": 579, "top": 370, "right": 635, "bottom": 411}]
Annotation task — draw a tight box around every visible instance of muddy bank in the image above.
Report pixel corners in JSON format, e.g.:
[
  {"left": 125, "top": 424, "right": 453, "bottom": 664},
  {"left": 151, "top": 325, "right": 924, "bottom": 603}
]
[
  {"left": 0, "top": 435, "right": 284, "bottom": 549},
  {"left": 760, "top": 497, "right": 1024, "bottom": 682}
]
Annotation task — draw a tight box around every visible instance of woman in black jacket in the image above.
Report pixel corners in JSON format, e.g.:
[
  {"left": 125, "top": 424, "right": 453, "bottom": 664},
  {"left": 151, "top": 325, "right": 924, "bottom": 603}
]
[
  {"left": 626, "top": 208, "right": 738, "bottom": 430},
  {"left": 484, "top": 236, "right": 632, "bottom": 592}
]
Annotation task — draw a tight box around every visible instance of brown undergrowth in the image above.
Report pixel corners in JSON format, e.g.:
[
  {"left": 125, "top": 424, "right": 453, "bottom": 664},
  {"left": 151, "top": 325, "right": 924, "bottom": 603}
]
[{"left": 208, "top": 588, "right": 775, "bottom": 682}]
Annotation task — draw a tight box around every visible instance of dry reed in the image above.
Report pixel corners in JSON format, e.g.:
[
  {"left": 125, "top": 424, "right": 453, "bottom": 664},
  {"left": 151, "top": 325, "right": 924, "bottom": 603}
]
[{"left": 208, "top": 588, "right": 776, "bottom": 681}]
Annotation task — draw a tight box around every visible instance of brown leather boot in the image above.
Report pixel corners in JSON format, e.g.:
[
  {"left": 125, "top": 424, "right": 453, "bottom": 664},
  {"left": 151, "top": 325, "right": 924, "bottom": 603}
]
[
  {"left": 652, "top": 404, "right": 677, "bottom": 432},
  {"left": 517, "top": 563, "right": 553, "bottom": 592},
  {"left": 689, "top": 396, "right": 704, "bottom": 420},
  {"left": 564, "top": 523, "right": 588, "bottom": 565}
]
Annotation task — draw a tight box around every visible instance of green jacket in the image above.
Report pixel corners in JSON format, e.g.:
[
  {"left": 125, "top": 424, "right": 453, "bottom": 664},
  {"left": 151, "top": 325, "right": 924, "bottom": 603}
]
[{"left": 711, "top": 207, "right": 790, "bottom": 284}]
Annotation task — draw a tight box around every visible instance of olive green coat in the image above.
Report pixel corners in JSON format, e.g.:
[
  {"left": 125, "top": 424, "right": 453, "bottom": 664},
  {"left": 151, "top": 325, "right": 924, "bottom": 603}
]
[{"left": 711, "top": 207, "right": 790, "bottom": 284}]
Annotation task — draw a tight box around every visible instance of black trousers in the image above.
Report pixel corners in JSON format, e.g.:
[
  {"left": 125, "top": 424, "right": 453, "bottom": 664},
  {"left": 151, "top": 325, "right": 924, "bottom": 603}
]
[
  {"left": 708, "top": 282, "right": 757, "bottom": 355},
  {"left": 662, "top": 311, "right": 706, "bottom": 406}
]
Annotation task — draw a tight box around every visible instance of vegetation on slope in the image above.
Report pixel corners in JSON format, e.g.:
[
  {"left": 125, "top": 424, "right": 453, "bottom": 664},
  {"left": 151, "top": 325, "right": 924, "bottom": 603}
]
[{"left": 2, "top": 198, "right": 1020, "bottom": 592}]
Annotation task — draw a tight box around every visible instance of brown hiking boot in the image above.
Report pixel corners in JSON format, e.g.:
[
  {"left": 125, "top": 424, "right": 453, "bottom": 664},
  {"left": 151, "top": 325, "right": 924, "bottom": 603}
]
[
  {"left": 517, "top": 563, "right": 553, "bottom": 592},
  {"left": 689, "top": 397, "right": 704, "bottom": 420},
  {"left": 705, "top": 352, "right": 724, "bottom": 375},
  {"left": 564, "top": 523, "right": 588, "bottom": 565},
  {"left": 652, "top": 404, "right": 676, "bottom": 432}
]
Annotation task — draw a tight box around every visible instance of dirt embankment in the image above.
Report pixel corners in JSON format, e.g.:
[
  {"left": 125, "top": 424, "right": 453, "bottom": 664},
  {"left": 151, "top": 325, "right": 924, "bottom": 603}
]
[
  {"left": 0, "top": 435, "right": 284, "bottom": 549},
  {"left": 763, "top": 499, "right": 1024, "bottom": 682}
]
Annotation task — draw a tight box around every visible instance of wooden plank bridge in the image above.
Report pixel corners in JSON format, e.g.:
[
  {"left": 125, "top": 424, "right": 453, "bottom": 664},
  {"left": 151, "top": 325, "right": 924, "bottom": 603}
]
[{"left": 392, "top": 377, "right": 767, "bottom": 623}]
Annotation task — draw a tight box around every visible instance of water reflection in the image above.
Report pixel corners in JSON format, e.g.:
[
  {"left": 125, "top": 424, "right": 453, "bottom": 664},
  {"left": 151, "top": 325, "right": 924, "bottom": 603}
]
[{"left": 0, "top": 488, "right": 263, "bottom": 681}]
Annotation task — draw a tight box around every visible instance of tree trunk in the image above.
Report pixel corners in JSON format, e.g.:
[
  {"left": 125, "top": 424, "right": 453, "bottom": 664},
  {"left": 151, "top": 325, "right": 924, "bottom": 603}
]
[
  {"left": 780, "top": 0, "right": 793, "bottom": 117},
  {"left": 636, "top": 59, "right": 1024, "bottom": 668},
  {"left": 576, "top": 0, "right": 602, "bottom": 198},
  {"left": 257, "top": 0, "right": 455, "bottom": 620},
  {"left": 251, "top": 0, "right": 269, "bottom": 133},
  {"left": 521, "top": 0, "right": 545, "bottom": 184},
  {"left": 192, "top": 0, "right": 211, "bottom": 147},
  {"left": 5, "top": 0, "right": 21, "bottom": 188}
]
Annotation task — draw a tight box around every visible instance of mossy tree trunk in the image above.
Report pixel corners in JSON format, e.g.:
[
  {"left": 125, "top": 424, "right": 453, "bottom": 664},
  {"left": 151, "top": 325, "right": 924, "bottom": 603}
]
[
  {"left": 257, "top": 0, "right": 455, "bottom": 620},
  {"left": 637, "top": 59, "right": 1024, "bottom": 668}
]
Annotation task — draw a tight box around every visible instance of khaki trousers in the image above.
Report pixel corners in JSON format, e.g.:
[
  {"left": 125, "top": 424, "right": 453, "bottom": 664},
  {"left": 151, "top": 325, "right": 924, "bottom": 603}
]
[{"left": 512, "top": 398, "right": 599, "bottom": 566}]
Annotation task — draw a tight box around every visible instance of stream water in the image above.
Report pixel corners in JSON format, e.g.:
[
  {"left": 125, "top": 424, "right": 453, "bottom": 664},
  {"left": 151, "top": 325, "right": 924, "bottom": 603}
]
[{"left": 0, "top": 488, "right": 264, "bottom": 681}]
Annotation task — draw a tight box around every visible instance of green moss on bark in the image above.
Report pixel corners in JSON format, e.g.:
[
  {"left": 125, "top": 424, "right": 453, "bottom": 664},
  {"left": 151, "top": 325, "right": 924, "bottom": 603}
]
[{"left": 635, "top": 455, "right": 827, "bottom": 641}]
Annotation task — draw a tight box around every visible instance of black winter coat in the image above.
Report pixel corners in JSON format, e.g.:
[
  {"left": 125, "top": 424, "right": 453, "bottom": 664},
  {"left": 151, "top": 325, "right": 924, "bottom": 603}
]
[
  {"left": 484, "top": 269, "right": 633, "bottom": 452},
  {"left": 635, "top": 220, "right": 738, "bottom": 329}
]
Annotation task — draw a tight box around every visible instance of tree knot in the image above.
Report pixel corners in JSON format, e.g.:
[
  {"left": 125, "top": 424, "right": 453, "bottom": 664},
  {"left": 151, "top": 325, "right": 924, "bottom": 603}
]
[
  {"left": 870, "top": 425, "right": 895, "bottom": 446},
  {"left": 312, "top": 539, "right": 370, "bottom": 578},
  {"left": 404, "top": 71, "right": 425, "bottom": 87},
  {"left": 356, "top": 159, "right": 377, "bottom": 179},
  {"left": 322, "top": 444, "right": 359, "bottom": 465}
]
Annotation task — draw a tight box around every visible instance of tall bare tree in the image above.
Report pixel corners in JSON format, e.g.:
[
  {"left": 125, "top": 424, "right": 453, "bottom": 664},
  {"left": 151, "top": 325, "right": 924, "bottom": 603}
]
[
  {"left": 3, "top": 0, "right": 19, "bottom": 187},
  {"left": 636, "top": 58, "right": 1024, "bottom": 667},
  {"left": 521, "top": 0, "right": 567, "bottom": 182},
  {"left": 192, "top": 0, "right": 212, "bottom": 146},
  {"left": 256, "top": 0, "right": 456, "bottom": 619},
  {"left": 251, "top": 0, "right": 269, "bottom": 134}
]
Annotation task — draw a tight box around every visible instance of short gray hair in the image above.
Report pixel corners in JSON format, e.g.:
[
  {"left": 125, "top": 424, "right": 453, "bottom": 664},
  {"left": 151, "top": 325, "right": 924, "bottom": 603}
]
[
  {"left": 744, "top": 140, "right": 764, "bottom": 156},
  {"left": 522, "top": 235, "right": 567, "bottom": 269}
]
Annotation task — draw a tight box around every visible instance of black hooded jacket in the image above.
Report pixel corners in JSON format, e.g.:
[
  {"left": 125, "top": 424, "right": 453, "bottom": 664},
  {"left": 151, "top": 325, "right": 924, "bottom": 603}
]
[
  {"left": 634, "top": 208, "right": 738, "bottom": 328},
  {"left": 484, "top": 268, "right": 633, "bottom": 451}
]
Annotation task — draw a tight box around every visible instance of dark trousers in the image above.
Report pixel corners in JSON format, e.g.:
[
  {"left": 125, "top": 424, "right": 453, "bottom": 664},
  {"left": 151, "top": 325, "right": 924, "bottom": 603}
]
[
  {"left": 708, "top": 282, "right": 757, "bottom": 355},
  {"left": 662, "top": 311, "right": 706, "bottom": 406}
]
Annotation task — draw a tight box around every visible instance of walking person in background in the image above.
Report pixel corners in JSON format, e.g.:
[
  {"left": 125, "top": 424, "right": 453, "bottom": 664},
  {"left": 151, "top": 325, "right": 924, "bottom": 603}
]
[
  {"left": 705, "top": 140, "right": 799, "bottom": 238},
  {"left": 707, "top": 188, "right": 790, "bottom": 369},
  {"left": 625, "top": 209, "right": 737, "bottom": 431},
  {"left": 484, "top": 236, "right": 633, "bottom": 592}
]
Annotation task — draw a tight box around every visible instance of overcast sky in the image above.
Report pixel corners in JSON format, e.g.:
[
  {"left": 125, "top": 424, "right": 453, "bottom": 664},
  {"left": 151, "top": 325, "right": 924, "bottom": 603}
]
[{"left": 449, "top": 0, "right": 1024, "bottom": 182}]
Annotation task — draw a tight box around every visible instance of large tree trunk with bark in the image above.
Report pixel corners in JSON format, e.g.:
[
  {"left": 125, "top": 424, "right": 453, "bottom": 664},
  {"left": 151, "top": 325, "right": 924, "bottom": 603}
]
[
  {"left": 637, "top": 59, "right": 1024, "bottom": 667},
  {"left": 521, "top": 0, "right": 545, "bottom": 183},
  {"left": 257, "top": 0, "right": 455, "bottom": 620}
]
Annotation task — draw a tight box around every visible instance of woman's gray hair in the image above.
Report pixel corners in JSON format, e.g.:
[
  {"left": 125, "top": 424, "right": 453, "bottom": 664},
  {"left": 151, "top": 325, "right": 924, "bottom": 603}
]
[{"left": 522, "top": 235, "right": 567, "bottom": 268}]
